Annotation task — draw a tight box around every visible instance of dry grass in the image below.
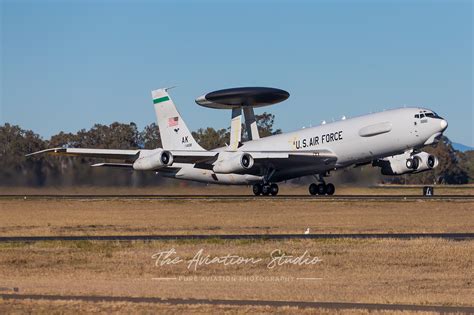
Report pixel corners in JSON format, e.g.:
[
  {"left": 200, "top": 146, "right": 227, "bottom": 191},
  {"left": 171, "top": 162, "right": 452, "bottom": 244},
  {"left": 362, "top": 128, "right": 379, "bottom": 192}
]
[
  {"left": 0, "top": 199, "right": 472, "bottom": 236},
  {"left": 0, "top": 239, "right": 472, "bottom": 307},
  {"left": 0, "top": 299, "right": 445, "bottom": 315},
  {"left": 0, "top": 187, "right": 472, "bottom": 313}
]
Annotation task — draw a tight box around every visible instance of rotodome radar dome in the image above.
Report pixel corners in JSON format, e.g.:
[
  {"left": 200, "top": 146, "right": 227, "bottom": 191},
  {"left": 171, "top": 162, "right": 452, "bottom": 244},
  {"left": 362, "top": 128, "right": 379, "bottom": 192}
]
[{"left": 195, "top": 87, "right": 290, "bottom": 109}]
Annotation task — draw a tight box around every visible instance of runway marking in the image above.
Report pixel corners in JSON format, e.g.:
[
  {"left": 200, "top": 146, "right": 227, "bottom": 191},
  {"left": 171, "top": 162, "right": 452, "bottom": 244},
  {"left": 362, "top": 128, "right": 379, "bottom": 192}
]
[
  {"left": 0, "top": 233, "right": 473, "bottom": 243},
  {"left": 1, "top": 294, "right": 473, "bottom": 313}
]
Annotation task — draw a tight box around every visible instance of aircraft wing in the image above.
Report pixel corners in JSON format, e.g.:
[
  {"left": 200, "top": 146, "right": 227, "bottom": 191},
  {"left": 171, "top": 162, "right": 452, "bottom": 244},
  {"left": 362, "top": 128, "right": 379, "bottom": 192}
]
[
  {"left": 238, "top": 149, "right": 338, "bottom": 181},
  {"left": 170, "top": 150, "right": 218, "bottom": 164},
  {"left": 26, "top": 147, "right": 141, "bottom": 160},
  {"left": 26, "top": 147, "right": 218, "bottom": 164},
  {"left": 249, "top": 149, "right": 337, "bottom": 168},
  {"left": 250, "top": 149, "right": 335, "bottom": 160},
  {"left": 26, "top": 147, "right": 334, "bottom": 171}
]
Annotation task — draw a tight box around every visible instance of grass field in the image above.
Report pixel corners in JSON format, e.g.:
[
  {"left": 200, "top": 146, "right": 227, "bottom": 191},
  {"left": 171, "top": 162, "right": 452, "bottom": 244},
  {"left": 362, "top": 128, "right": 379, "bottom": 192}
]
[
  {"left": 0, "top": 239, "right": 472, "bottom": 307},
  {"left": 0, "top": 199, "right": 472, "bottom": 236},
  {"left": 0, "top": 186, "right": 472, "bottom": 313}
]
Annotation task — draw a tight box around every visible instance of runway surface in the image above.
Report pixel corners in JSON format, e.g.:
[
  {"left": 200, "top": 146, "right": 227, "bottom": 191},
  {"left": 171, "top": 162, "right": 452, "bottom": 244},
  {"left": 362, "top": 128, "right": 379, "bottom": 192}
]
[
  {"left": 1, "top": 233, "right": 473, "bottom": 242},
  {"left": 1, "top": 194, "right": 473, "bottom": 201},
  {"left": 2, "top": 294, "right": 473, "bottom": 313}
]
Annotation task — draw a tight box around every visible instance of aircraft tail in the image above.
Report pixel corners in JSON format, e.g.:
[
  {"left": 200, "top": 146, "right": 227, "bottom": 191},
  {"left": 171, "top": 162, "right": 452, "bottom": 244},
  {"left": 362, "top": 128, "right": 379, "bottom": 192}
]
[{"left": 152, "top": 88, "right": 205, "bottom": 151}]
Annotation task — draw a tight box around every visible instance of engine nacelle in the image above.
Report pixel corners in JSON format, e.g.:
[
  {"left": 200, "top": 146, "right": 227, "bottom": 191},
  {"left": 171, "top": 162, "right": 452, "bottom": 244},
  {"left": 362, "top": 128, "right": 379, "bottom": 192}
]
[
  {"left": 213, "top": 152, "right": 254, "bottom": 174},
  {"left": 374, "top": 151, "right": 438, "bottom": 175},
  {"left": 411, "top": 152, "right": 439, "bottom": 173},
  {"left": 132, "top": 149, "right": 173, "bottom": 171}
]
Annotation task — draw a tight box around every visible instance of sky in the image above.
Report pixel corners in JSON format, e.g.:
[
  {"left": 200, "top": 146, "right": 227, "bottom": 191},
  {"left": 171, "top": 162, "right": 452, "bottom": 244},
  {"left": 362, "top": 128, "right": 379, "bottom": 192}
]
[{"left": 1, "top": 0, "right": 473, "bottom": 146}]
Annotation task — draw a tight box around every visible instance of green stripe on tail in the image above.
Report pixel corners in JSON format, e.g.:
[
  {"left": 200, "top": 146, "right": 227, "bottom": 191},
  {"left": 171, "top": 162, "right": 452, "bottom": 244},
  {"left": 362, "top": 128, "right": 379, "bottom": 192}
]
[{"left": 153, "top": 96, "right": 170, "bottom": 104}]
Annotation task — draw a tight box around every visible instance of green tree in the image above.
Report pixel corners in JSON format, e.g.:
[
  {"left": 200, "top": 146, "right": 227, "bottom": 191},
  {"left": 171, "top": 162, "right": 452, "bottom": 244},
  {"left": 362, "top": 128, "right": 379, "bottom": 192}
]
[
  {"left": 0, "top": 124, "right": 48, "bottom": 186},
  {"left": 141, "top": 123, "right": 162, "bottom": 149},
  {"left": 192, "top": 127, "right": 229, "bottom": 150},
  {"left": 255, "top": 112, "right": 282, "bottom": 137},
  {"left": 459, "top": 150, "right": 474, "bottom": 183},
  {"left": 74, "top": 122, "right": 141, "bottom": 149}
]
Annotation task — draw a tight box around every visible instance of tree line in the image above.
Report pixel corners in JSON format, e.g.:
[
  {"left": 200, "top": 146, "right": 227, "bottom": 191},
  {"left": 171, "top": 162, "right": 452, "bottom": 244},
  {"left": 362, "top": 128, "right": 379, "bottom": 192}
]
[{"left": 0, "top": 113, "right": 471, "bottom": 186}]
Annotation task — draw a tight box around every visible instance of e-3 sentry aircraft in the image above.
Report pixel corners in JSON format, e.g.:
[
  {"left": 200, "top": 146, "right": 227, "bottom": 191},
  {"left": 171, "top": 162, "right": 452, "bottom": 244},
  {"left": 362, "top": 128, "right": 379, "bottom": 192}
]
[{"left": 28, "top": 87, "right": 448, "bottom": 196}]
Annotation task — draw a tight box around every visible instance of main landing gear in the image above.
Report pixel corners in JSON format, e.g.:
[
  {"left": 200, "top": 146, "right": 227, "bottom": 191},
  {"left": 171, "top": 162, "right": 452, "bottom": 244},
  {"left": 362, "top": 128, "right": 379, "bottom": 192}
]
[
  {"left": 253, "top": 183, "right": 279, "bottom": 196},
  {"left": 308, "top": 182, "right": 335, "bottom": 196},
  {"left": 308, "top": 173, "right": 335, "bottom": 196}
]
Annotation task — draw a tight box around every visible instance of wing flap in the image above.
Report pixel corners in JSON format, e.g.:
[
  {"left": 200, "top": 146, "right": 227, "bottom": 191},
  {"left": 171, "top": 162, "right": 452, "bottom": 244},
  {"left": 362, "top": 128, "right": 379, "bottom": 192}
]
[
  {"left": 250, "top": 149, "right": 336, "bottom": 160},
  {"left": 249, "top": 149, "right": 337, "bottom": 169},
  {"left": 170, "top": 150, "right": 218, "bottom": 164}
]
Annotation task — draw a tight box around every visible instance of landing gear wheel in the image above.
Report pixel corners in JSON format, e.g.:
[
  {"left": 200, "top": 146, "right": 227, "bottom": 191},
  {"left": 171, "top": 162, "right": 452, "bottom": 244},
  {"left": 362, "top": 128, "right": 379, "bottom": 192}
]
[
  {"left": 253, "top": 184, "right": 262, "bottom": 196},
  {"left": 262, "top": 184, "right": 271, "bottom": 196},
  {"left": 326, "top": 183, "right": 335, "bottom": 195},
  {"left": 270, "top": 183, "right": 279, "bottom": 196},
  {"left": 309, "top": 183, "right": 318, "bottom": 195},
  {"left": 317, "top": 183, "right": 327, "bottom": 195}
]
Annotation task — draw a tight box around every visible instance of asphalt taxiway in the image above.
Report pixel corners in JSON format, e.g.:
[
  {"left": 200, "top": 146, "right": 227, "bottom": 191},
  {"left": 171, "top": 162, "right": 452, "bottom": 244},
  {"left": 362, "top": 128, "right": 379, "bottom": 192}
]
[
  {"left": 1, "top": 194, "right": 473, "bottom": 201},
  {"left": 1, "top": 233, "right": 473, "bottom": 243},
  {"left": 1, "top": 294, "right": 473, "bottom": 313}
]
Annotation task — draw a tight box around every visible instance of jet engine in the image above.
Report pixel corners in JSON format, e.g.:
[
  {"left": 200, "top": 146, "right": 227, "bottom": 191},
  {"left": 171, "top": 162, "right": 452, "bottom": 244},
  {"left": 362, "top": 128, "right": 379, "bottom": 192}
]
[
  {"left": 133, "top": 149, "right": 173, "bottom": 171},
  {"left": 411, "top": 152, "right": 439, "bottom": 173},
  {"left": 213, "top": 152, "right": 254, "bottom": 174},
  {"left": 373, "top": 151, "right": 438, "bottom": 175}
]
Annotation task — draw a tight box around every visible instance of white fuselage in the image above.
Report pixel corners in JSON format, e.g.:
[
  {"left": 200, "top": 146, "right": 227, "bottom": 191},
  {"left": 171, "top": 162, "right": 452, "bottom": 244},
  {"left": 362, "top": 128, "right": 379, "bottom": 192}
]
[{"left": 162, "top": 107, "right": 446, "bottom": 184}]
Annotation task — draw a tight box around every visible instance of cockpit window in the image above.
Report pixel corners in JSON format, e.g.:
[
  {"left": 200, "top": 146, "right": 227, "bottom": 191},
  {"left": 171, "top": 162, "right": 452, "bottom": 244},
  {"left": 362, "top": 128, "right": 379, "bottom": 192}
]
[
  {"left": 414, "top": 114, "right": 420, "bottom": 118},
  {"left": 420, "top": 113, "right": 425, "bottom": 118},
  {"left": 424, "top": 111, "right": 442, "bottom": 119}
]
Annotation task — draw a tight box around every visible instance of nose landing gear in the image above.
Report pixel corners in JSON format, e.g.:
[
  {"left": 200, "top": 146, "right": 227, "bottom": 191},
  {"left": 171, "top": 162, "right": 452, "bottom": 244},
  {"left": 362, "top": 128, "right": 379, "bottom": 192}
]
[{"left": 253, "top": 183, "right": 279, "bottom": 196}]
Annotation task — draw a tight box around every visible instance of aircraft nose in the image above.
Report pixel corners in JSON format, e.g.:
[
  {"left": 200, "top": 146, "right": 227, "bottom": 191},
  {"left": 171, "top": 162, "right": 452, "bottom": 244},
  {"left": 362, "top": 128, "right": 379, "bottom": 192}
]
[{"left": 440, "top": 119, "right": 448, "bottom": 131}]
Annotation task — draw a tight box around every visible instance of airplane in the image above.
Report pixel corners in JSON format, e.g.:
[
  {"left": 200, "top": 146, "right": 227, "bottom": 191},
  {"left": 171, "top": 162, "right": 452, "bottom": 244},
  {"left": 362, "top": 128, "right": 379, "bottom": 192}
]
[{"left": 27, "top": 87, "right": 448, "bottom": 196}]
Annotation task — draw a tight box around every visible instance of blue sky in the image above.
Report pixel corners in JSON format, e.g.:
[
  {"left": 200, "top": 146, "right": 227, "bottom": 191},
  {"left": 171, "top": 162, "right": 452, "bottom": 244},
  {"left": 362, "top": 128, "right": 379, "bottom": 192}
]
[{"left": 1, "top": 0, "right": 472, "bottom": 146}]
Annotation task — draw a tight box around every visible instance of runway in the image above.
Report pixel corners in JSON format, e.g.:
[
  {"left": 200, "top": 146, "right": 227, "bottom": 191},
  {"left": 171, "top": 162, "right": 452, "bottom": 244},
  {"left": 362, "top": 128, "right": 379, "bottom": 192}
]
[
  {"left": 1, "top": 233, "right": 473, "bottom": 243},
  {"left": 2, "top": 294, "right": 473, "bottom": 313},
  {"left": 1, "top": 194, "right": 473, "bottom": 201}
]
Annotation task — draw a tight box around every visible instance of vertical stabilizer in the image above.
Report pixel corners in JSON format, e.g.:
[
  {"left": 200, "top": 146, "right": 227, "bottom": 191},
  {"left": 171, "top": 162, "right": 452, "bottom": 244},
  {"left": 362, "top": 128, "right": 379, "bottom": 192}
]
[{"left": 152, "top": 88, "right": 205, "bottom": 151}]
